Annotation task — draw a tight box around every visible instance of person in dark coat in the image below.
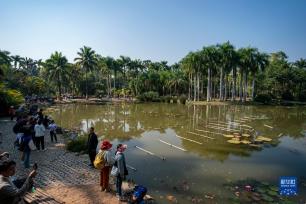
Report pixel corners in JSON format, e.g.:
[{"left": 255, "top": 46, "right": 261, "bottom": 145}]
[{"left": 87, "top": 127, "right": 98, "bottom": 167}]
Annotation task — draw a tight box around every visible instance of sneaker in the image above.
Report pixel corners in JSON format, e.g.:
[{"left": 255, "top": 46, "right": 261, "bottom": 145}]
[{"left": 42, "top": 148, "right": 47, "bottom": 151}]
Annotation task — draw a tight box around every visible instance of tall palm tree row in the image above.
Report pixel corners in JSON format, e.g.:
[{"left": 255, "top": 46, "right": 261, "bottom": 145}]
[{"left": 3, "top": 42, "right": 304, "bottom": 102}]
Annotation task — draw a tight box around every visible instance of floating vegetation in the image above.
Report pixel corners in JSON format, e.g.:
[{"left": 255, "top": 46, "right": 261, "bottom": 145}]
[
  {"left": 256, "top": 136, "right": 272, "bottom": 142},
  {"left": 242, "top": 133, "right": 251, "bottom": 137},
  {"left": 224, "top": 179, "right": 296, "bottom": 204},
  {"left": 241, "top": 140, "right": 251, "bottom": 144},
  {"left": 223, "top": 134, "right": 234, "bottom": 138},
  {"left": 264, "top": 124, "right": 274, "bottom": 129},
  {"left": 227, "top": 139, "right": 241, "bottom": 144}
]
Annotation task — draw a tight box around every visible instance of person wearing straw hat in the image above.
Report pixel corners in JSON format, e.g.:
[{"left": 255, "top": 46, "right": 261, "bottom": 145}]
[{"left": 99, "top": 140, "right": 114, "bottom": 192}]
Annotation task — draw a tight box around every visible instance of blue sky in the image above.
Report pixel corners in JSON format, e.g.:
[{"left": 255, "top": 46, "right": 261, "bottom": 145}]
[{"left": 0, "top": 0, "right": 306, "bottom": 64}]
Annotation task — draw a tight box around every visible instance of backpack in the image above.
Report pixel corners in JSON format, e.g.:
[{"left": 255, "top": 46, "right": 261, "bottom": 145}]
[
  {"left": 133, "top": 185, "right": 147, "bottom": 203},
  {"left": 13, "top": 123, "right": 20, "bottom": 134},
  {"left": 94, "top": 151, "right": 106, "bottom": 169}
]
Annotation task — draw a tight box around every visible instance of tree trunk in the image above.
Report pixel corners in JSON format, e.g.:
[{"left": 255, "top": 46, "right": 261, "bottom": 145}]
[
  {"left": 239, "top": 69, "right": 243, "bottom": 102},
  {"left": 219, "top": 67, "right": 224, "bottom": 100},
  {"left": 58, "top": 75, "right": 62, "bottom": 101},
  {"left": 232, "top": 67, "right": 237, "bottom": 101},
  {"left": 207, "top": 68, "right": 211, "bottom": 102},
  {"left": 251, "top": 73, "right": 256, "bottom": 101},
  {"left": 85, "top": 69, "right": 88, "bottom": 100},
  {"left": 193, "top": 74, "right": 196, "bottom": 101},
  {"left": 197, "top": 72, "right": 200, "bottom": 101},
  {"left": 224, "top": 76, "right": 227, "bottom": 101},
  {"left": 188, "top": 73, "right": 191, "bottom": 100},
  {"left": 243, "top": 71, "right": 248, "bottom": 102}
]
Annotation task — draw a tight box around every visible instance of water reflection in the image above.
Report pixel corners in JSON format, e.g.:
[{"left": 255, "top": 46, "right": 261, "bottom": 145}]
[
  {"left": 50, "top": 103, "right": 306, "bottom": 161},
  {"left": 49, "top": 103, "right": 306, "bottom": 203}
]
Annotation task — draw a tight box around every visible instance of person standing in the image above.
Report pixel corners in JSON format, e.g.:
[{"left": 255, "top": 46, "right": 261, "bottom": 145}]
[
  {"left": 8, "top": 106, "right": 16, "bottom": 121},
  {"left": 99, "top": 140, "right": 113, "bottom": 192},
  {"left": 20, "top": 127, "right": 34, "bottom": 168},
  {"left": 48, "top": 120, "right": 58, "bottom": 143},
  {"left": 87, "top": 127, "right": 98, "bottom": 167},
  {"left": 115, "top": 144, "right": 128, "bottom": 200},
  {"left": 34, "top": 120, "right": 46, "bottom": 151}
]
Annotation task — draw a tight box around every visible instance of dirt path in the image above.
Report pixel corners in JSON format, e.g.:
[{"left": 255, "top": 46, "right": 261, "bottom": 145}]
[{"left": 0, "top": 118, "right": 125, "bottom": 204}]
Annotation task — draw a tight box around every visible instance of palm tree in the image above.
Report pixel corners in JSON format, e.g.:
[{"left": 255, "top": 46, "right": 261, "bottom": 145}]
[
  {"left": 250, "top": 52, "right": 269, "bottom": 100},
  {"left": 74, "top": 46, "right": 97, "bottom": 99},
  {"left": 0, "top": 50, "right": 11, "bottom": 77},
  {"left": 218, "top": 42, "right": 236, "bottom": 101},
  {"left": 238, "top": 47, "right": 257, "bottom": 102},
  {"left": 201, "top": 45, "right": 220, "bottom": 101},
  {"left": 11, "top": 55, "right": 22, "bottom": 69},
  {"left": 45, "top": 51, "right": 69, "bottom": 100}
]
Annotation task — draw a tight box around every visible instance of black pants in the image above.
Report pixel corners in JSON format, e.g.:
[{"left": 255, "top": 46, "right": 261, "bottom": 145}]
[
  {"left": 36, "top": 136, "right": 45, "bottom": 150},
  {"left": 50, "top": 131, "right": 57, "bottom": 142},
  {"left": 89, "top": 151, "right": 96, "bottom": 165}
]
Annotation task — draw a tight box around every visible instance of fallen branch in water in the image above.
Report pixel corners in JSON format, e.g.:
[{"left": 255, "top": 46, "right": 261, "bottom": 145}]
[
  {"left": 158, "top": 139, "right": 186, "bottom": 152},
  {"left": 187, "top": 131, "right": 215, "bottom": 139},
  {"left": 135, "top": 146, "right": 166, "bottom": 160},
  {"left": 176, "top": 135, "right": 202, "bottom": 144}
]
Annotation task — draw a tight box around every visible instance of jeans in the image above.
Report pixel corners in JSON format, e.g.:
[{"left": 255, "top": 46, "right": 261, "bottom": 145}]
[
  {"left": 50, "top": 131, "right": 57, "bottom": 142},
  {"left": 24, "top": 151, "right": 31, "bottom": 168},
  {"left": 36, "top": 136, "right": 44, "bottom": 150},
  {"left": 116, "top": 175, "right": 123, "bottom": 196},
  {"left": 88, "top": 151, "right": 96, "bottom": 166}
]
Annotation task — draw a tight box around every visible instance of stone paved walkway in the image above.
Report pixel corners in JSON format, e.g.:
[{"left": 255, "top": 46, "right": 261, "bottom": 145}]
[{"left": 0, "top": 119, "right": 100, "bottom": 188}]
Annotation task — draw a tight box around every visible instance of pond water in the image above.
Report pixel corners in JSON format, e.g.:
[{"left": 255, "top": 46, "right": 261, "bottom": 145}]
[{"left": 49, "top": 103, "right": 306, "bottom": 203}]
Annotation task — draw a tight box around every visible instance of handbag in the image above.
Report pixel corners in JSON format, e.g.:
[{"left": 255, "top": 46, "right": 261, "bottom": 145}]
[
  {"left": 29, "top": 139, "right": 36, "bottom": 151},
  {"left": 111, "top": 165, "right": 119, "bottom": 177}
]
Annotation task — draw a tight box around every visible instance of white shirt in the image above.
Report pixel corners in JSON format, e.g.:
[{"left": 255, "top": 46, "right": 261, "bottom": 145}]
[{"left": 34, "top": 124, "right": 45, "bottom": 137}]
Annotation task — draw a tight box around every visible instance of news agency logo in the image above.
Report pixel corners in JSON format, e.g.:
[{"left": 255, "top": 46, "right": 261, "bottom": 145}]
[{"left": 279, "top": 177, "right": 298, "bottom": 196}]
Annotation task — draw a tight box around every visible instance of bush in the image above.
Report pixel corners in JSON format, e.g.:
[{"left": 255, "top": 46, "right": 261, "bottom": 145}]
[
  {"left": 0, "top": 83, "right": 24, "bottom": 113},
  {"left": 137, "top": 91, "right": 160, "bottom": 102},
  {"left": 254, "top": 93, "right": 272, "bottom": 104},
  {"left": 298, "top": 90, "right": 306, "bottom": 102},
  {"left": 281, "top": 91, "right": 294, "bottom": 101},
  {"left": 66, "top": 135, "right": 88, "bottom": 153},
  {"left": 178, "top": 95, "right": 187, "bottom": 104}
]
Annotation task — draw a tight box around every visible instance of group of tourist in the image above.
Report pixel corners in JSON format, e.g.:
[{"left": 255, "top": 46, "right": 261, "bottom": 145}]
[
  {"left": 0, "top": 106, "right": 58, "bottom": 203},
  {"left": 88, "top": 127, "right": 147, "bottom": 203},
  {"left": 1, "top": 104, "right": 146, "bottom": 203}
]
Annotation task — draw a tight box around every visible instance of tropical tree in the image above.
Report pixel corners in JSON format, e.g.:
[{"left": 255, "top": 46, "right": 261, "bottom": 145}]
[
  {"left": 250, "top": 52, "right": 269, "bottom": 100},
  {"left": 11, "top": 55, "right": 22, "bottom": 69},
  {"left": 217, "top": 42, "right": 236, "bottom": 101},
  {"left": 74, "top": 46, "right": 97, "bottom": 99},
  {"left": 45, "top": 51, "right": 69, "bottom": 100}
]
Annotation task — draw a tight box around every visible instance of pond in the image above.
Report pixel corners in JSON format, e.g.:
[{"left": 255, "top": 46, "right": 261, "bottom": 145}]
[{"left": 49, "top": 103, "right": 306, "bottom": 203}]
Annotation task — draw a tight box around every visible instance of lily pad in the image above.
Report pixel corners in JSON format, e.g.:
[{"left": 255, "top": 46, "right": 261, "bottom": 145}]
[
  {"left": 269, "top": 186, "right": 278, "bottom": 192},
  {"left": 227, "top": 140, "right": 241, "bottom": 144},
  {"left": 257, "top": 136, "right": 272, "bottom": 142},
  {"left": 224, "top": 134, "right": 234, "bottom": 138},
  {"left": 242, "top": 133, "right": 251, "bottom": 137},
  {"left": 257, "top": 188, "right": 266, "bottom": 193},
  {"left": 241, "top": 140, "right": 251, "bottom": 144},
  {"left": 268, "top": 190, "right": 278, "bottom": 196},
  {"left": 262, "top": 194, "right": 274, "bottom": 202}
]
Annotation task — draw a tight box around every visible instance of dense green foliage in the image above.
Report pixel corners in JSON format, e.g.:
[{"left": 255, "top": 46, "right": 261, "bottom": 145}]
[{"left": 1, "top": 43, "right": 306, "bottom": 104}]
